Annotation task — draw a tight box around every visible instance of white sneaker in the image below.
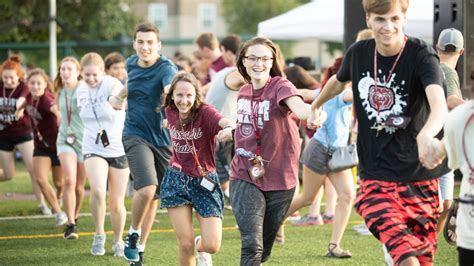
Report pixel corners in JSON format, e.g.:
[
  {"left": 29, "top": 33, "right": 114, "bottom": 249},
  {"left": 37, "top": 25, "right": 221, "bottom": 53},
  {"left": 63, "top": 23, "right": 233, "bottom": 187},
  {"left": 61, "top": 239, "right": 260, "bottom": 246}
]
[
  {"left": 112, "top": 240, "right": 125, "bottom": 257},
  {"left": 195, "top": 235, "right": 212, "bottom": 266},
  {"left": 38, "top": 203, "right": 52, "bottom": 216},
  {"left": 91, "top": 234, "right": 106, "bottom": 256},
  {"left": 55, "top": 212, "right": 67, "bottom": 226}
]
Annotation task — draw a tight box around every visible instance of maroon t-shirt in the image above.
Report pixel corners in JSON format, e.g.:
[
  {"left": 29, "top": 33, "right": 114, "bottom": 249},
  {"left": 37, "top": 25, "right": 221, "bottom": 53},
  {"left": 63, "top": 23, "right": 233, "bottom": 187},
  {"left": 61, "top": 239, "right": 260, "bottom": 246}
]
[
  {"left": 0, "top": 81, "right": 32, "bottom": 139},
  {"left": 26, "top": 90, "right": 58, "bottom": 152},
  {"left": 166, "top": 104, "right": 223, "bottom": 177},
  {"left": 230, "top": 76, "right": 303, "bottom": 191},
  {"left": 203, "top": 56, "right": 230, "bottom": 85}
]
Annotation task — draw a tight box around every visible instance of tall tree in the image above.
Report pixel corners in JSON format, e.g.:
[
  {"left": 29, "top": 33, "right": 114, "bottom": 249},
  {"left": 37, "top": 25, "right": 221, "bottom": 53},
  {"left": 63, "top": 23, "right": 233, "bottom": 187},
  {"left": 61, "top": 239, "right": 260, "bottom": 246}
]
[
  {"left": 221, "top": 0, "right": 309, "bottom": 35},
  {"left": 0, "top": 0, "right": 138, "bottom": 42}
]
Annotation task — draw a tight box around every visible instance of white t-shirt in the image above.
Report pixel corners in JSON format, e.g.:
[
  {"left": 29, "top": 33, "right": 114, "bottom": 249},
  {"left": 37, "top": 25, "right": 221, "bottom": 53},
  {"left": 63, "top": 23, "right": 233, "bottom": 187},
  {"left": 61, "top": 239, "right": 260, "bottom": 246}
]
[
  {"left": 76, "top": 75, "right": 126, "bottom": 158},
  {"left": 442, "top": 100, "right": 474, "bottom": 250}
]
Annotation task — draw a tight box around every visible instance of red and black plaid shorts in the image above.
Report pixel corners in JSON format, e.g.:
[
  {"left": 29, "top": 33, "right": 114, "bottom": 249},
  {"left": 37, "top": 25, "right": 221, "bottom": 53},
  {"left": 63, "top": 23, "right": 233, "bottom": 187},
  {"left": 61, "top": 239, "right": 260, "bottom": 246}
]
[{"left": 354, "top": 179, "right": 440, "bottom": 266}]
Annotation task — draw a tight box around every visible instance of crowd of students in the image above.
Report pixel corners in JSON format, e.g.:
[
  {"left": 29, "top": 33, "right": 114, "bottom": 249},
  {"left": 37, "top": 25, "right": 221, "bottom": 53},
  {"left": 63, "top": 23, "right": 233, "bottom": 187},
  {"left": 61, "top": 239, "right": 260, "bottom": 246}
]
[{"left": 1, "top": 0, "right": 474, "bottom": 265}]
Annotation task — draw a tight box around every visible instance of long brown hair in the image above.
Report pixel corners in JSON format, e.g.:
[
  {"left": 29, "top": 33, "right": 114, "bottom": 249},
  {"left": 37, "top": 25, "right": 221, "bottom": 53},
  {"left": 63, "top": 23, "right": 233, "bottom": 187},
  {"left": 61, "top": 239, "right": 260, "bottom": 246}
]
[
  {"left": 162, "top": 72, "right": 204, "bottom": 124},
  {"left": 27, "top": 68, "right": 55, "bottom": 95},
  {"left": 53, "top": 56, "right": 81, "bottom": 93},
  {"left": 236, "top": 37, "right": 284, "bottom": 83}
]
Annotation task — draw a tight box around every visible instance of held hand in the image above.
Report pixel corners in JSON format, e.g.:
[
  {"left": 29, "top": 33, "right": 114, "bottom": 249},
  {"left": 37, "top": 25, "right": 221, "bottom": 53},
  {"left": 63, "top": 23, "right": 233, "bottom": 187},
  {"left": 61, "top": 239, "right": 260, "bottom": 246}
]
[
  {"left": 108, "top": 95, "right": 125, "bottom": 110},
  {"left": 217, "top": 127, "right": 233, "bottom": 142},
  {"left": 307, "top": 109, "right": 327, "bottom": 129},
  {"left": 15, "top": 109, "right": 24, "bottom": 120},
  {"left": 417, "top": 135, "right": 445, "bottom": 169},
  {"left": 162, "top": 119, "right": 168, "bottom": 129}
]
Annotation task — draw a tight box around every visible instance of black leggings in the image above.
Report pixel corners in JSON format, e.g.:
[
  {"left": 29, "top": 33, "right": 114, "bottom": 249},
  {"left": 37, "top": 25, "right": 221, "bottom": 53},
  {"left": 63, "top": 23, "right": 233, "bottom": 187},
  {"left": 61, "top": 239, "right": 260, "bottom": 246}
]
[
  {"left": 230, "top": 179, "right": 295, "bottom": 266},
  {"left": 458, "top": 246, "right": 474, "bottom": 266}
]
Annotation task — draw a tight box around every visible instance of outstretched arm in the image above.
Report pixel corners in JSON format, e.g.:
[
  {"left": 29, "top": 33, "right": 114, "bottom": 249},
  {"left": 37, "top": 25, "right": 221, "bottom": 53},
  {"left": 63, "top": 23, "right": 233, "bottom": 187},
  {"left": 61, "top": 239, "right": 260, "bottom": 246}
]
[
  {"left": 308, "top": 75, "right": 347, "bottom": 128},
  {"left": 417, "top": 84, "right": 449, "bottom": 169}
]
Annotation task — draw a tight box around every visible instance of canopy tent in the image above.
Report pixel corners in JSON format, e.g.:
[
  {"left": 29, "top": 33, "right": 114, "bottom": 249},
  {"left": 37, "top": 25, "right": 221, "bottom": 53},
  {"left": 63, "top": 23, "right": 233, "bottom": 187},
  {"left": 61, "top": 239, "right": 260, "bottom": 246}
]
[{"left": 257, "top": 0, "right": 434, "bottom": 43}]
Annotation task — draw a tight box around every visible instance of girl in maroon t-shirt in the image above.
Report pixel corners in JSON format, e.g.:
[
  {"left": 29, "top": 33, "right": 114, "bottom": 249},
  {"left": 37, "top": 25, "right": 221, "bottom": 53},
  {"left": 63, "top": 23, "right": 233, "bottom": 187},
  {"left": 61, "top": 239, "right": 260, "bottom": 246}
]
[
  {"left": 160, "top": 72, "right": 234, "bottom": 265},
  {"left": 23, "top": 68, "right": 67, "bottom": 226},
  {"left": 0, "top": 56, "right": 50, "bottom": 215},
  {"left": 230, "top": 37, "right": 313, "bottom": 264}
]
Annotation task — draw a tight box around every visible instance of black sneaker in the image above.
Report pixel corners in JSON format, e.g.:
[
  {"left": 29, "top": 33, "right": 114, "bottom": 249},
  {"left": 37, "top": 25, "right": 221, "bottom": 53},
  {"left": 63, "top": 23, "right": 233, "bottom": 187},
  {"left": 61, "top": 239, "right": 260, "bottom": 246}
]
[
  {"left": 124, "top": 233, "right": 140, "bottom": 262},
  {"left": 64, "top": 224, "right": 78, "bottom": 240},
  {"left": 130, "top": 251, "right": 144, "bottom": 266}
]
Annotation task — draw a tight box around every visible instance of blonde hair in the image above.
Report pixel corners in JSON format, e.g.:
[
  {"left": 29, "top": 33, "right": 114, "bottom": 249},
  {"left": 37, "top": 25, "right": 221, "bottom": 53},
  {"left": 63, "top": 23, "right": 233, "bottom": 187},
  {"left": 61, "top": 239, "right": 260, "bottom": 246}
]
[
  {"left": 356, "top": 29, "right": 374, "bottom": 41},
  {"left": 54, "top": 56, "right": 81, "bottom": 93},
  {"left": 80, "top": 52, "right": 105, "bottom": 72}
]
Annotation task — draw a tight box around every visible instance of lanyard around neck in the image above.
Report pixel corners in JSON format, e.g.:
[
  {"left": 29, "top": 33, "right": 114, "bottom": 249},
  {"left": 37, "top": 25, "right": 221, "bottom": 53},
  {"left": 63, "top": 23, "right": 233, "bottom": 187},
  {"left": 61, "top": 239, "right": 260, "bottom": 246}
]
[
  {"left": 64, "top": 89, "right": 74, "bottom": 129},
  {"left": 179, "top": 118, "right": 204, "bottom": 173},
  {"left": 250, "top": 78, "right": 271, "bottom": 156},
  {"left": 372, "top": 36, "right": 407, "bottom": 115},
  {"left": 462, "top": 112, "right": 474, "bottom": 179}
]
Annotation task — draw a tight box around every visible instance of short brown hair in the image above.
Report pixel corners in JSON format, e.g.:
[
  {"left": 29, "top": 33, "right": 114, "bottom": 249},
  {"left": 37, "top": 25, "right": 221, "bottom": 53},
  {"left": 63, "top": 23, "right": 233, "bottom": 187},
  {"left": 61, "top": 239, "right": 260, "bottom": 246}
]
[
  {"left": 104, "top": 52, "right": 126, "bottom": 71},
  {"left": 362, "top": 0, "right": 409, "bottom": 14},
  {"left": 195, "top": 32, "right": 219, "bottom": 50},
  {"left": 133, "top": 23, "right": 160, "bottom": 41},
  {"left": 236, "top": 37, "right": 284, "bottom": 83},
  {"left": 162, "top": 72, "right": 205, "bottom": 124}
]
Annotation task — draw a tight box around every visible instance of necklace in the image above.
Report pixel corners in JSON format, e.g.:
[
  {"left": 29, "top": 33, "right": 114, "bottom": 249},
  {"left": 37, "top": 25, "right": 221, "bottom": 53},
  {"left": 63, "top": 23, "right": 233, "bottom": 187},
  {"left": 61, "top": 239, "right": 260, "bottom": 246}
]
[{"left": 371, "top": 36, "right": 407, "bottom": 137}]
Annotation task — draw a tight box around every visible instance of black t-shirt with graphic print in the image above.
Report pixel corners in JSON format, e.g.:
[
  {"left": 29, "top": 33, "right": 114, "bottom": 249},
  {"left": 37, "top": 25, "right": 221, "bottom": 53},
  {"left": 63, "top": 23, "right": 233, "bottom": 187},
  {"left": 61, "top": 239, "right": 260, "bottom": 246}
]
[{"left": 337, "top": 36, "right": 449, "bottom": 182}]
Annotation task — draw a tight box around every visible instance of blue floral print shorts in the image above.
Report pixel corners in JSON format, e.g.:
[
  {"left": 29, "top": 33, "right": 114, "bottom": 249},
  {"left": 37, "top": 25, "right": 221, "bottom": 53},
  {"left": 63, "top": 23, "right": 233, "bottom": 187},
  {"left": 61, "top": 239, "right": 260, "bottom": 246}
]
[{"left": 160, "top": 167, "right": 224, "bottom": 219}]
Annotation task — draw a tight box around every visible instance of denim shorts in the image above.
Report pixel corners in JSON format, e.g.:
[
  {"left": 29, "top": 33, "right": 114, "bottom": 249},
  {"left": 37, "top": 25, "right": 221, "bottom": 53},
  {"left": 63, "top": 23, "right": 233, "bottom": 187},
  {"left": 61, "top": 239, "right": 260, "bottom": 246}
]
[{"left": 160, "top": 167, "right": 224, "bottom": 219}]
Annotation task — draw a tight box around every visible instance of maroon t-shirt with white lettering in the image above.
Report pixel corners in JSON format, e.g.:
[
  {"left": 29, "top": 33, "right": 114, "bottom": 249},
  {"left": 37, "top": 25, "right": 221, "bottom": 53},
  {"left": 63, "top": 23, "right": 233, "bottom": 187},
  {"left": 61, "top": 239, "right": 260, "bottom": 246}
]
[
  {"left": 26, "top": 90, "right": 59, "bottom": 152},
  {"left": 0, "top": 81, "right": 32, "bottom": 139},
  {"left": 230, "top": 76, "right": 303, "bottom": 191},
  {"left": 166, "top": 104, "right": 223, "bottom": 177}
]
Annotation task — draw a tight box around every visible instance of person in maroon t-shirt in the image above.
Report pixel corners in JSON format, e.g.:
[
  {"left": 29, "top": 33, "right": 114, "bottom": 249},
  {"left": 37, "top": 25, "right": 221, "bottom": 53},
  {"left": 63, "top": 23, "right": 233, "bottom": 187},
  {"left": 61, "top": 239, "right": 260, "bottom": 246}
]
[
  {"left": 160, "top": 72, "right": 234, "bottom": 265},
  {"left": 0, "top": 56, "right": 50, "bottom": 214},
  {"left": 23, "top": 68, "right": 67, "bottom": 226},
  {"left": 230, "top": 37, "right": 315, "bottom": 265},
  {"left": 195, "top": 32, "right": 231, "bottom": 87}
]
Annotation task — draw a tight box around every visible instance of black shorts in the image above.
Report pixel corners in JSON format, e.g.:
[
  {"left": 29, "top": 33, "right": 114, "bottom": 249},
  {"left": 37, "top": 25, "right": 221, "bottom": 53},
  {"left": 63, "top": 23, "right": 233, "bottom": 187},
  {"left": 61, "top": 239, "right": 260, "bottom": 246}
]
[
  {"left": 122, "top": 136, "right": 172, "bottom": 198},
  {"left": 0, "top": 133, "right": 33, "bottom": 151},
  {"left": 83, "top": 153, "right": 128, "bottom": 169},
  {"left": 33, "top": 148, "right": 61, "bottom": 166}
]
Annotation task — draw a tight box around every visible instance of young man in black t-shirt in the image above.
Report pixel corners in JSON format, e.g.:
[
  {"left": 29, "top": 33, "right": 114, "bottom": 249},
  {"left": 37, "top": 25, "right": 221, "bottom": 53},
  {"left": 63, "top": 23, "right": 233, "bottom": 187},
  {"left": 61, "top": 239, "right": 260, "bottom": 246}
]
[{"left": 308, "top": 0, "right": 449, "bottom": 265}]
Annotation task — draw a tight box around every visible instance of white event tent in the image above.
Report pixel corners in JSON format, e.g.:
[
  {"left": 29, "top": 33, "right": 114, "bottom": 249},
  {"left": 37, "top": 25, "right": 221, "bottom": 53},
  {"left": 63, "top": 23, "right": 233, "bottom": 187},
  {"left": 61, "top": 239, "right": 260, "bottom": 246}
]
[{"left": 257, "top": 0, "right": 434, "bottom": 43}]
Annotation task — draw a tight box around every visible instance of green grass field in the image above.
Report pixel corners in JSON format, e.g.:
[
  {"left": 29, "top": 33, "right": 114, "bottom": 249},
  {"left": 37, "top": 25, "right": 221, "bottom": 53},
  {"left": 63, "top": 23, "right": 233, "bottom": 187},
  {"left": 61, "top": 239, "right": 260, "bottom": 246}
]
[{"left": 0, "top": 163, "right": 458, "bottom": 265}]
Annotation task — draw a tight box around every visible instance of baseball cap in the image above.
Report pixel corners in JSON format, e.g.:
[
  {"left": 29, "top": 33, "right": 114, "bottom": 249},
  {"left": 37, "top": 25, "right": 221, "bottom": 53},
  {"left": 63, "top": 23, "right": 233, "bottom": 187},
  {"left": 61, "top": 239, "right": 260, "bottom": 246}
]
[{"left": 437, "top": 28, "right": 464, "bottom": 52}]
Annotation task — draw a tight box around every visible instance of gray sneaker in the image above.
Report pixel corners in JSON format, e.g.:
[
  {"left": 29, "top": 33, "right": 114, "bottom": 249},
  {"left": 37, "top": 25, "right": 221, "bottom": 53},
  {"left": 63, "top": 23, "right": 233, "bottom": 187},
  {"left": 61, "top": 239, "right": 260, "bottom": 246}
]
[
  {"left": 112, "top": 240, "right": 125, "bottom": 257},
  {"left": 91, "top": 234, "right": 106, "bottom": 256},
  {"left": 38, "top": 203, "right": 52, "bottom": 216},
  {"left": 55, "top": 212, "right": 67, "bottom": 226}
]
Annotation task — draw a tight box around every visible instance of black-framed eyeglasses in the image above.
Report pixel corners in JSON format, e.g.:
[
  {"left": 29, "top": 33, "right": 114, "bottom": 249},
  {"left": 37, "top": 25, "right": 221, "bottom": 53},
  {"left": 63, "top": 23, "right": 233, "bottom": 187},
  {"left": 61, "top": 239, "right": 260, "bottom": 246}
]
[{"left": 244, "top": 55, "right": 274, "bottom": 65}]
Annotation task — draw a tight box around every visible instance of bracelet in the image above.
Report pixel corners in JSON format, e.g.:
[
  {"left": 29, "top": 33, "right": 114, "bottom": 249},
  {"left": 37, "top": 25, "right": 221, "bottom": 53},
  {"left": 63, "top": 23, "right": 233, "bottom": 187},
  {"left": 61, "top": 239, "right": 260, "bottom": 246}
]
[{"left": 223, "top": 125, "right": 234, "bottom": 130}]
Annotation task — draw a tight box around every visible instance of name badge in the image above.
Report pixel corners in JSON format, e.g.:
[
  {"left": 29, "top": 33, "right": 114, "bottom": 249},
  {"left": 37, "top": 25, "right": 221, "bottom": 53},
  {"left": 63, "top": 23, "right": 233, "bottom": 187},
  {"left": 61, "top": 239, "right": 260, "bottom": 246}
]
[{"left": 200, "top": 175, "right": 216, "bottom": 192}]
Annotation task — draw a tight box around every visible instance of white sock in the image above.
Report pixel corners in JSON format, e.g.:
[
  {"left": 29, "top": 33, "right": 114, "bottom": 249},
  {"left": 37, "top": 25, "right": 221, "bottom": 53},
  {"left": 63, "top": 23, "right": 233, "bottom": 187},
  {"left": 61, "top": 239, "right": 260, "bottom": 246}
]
[
  {"left": 138, "top": 245, "right": 145, "bottom": 253},
  {"left": 224, "top": 188, "right": 230, "bottom": 198},
  {"left": 128, "top": 226, "right": 141, "bottom": 236}
]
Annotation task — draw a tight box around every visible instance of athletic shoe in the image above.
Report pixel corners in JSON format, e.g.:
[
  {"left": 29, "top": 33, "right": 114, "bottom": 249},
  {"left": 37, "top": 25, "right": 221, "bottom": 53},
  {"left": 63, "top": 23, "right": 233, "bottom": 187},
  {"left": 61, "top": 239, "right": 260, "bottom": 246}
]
[
  {"left": 130, "top": 252, "right": 144, "bottom": 266},
  {"left": 195, "top": 235, "right": 212, "bottom": 266},
  {"left": 112, "top": 240, "right": 125, "bottom": 257},
  {"left": 322, "top": 213, "right": 334, "bottom": 224},
  {"left": 287, "top": 211, "right": 301, "bottom": 222},
  {"left": 124, "top": 233, "right": 140, "bottom": 262},
  {"left": 64, "top": 224, "right": 78, "bottom": 239},
  {"left": 352, "top": 223, "right": 372, "bottom": 235},
  {"left": 291, "top": 215, "right": 323, "bottom": 226},
  {"left": 91, "top": 234, "right": 106, "bottom": 256},
  {"left": 38, "top": 203, "right": 52, "bottom": 215},
  {"left": 55, "top": 212, "right": 67, "bottom": 226}
]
